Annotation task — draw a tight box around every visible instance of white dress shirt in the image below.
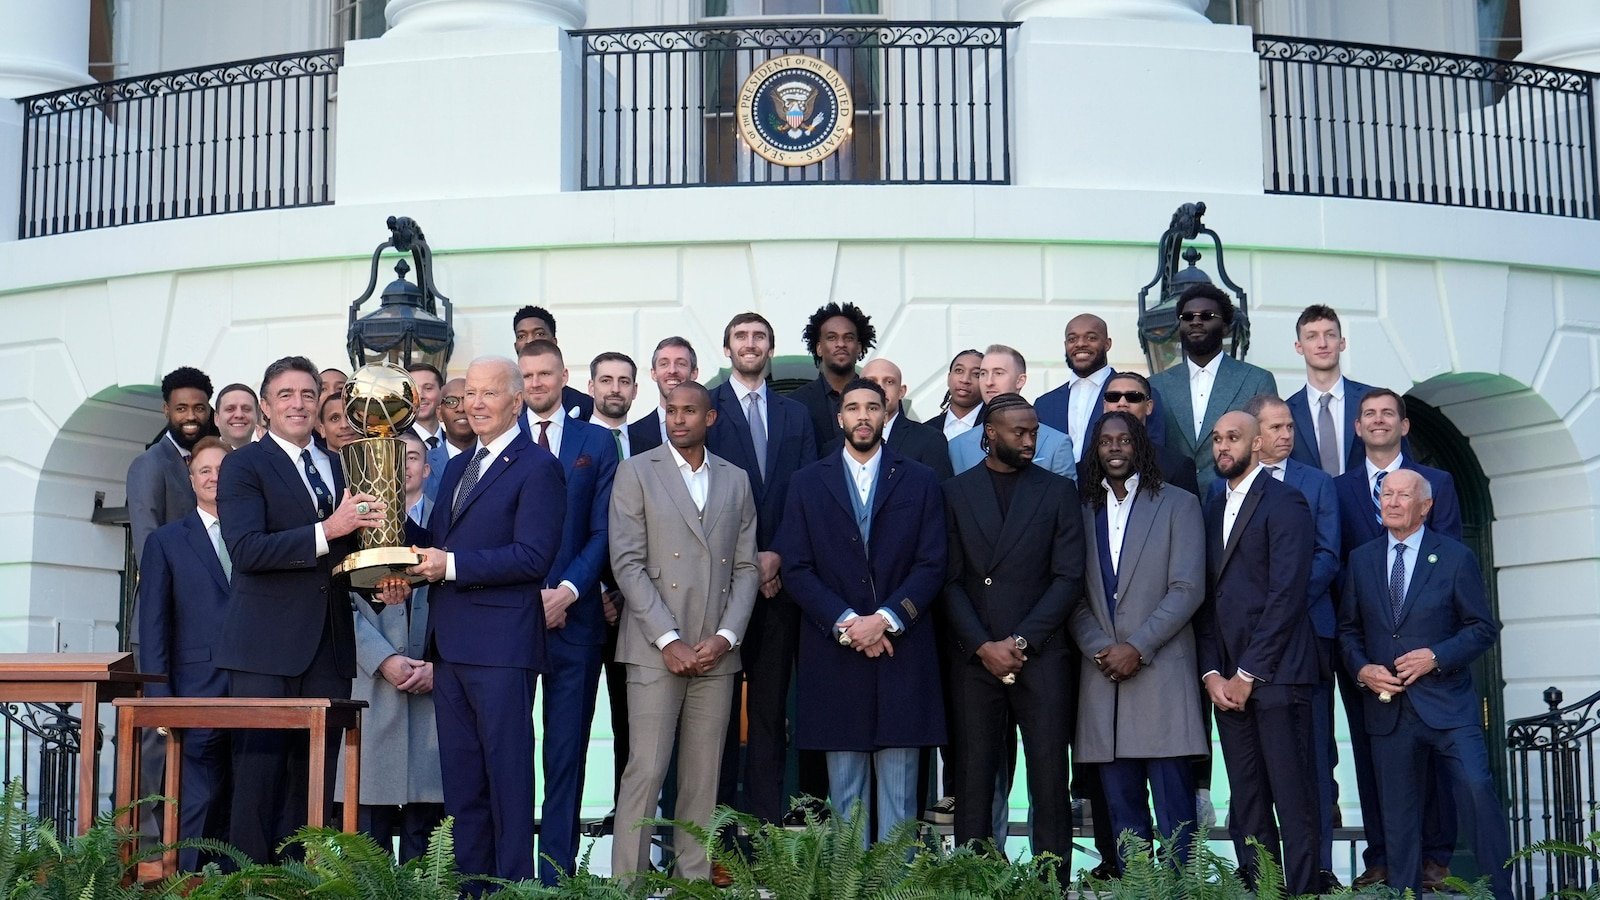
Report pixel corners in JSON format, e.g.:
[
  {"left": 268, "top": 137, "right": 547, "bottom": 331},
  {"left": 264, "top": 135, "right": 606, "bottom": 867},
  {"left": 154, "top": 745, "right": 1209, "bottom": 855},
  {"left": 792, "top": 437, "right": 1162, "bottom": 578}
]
[
  {"left": 442, "top": 424, "right": 521, "bottom": 582},
  {"left": 1102, "top": 473, "right": 1139, "bottom": 573},
  {"left": 657, "top": 406, "right": 670, "bottom": 444},
  {"left": 524, "top": 408, "right": 566, "bottom": 458},
  {"left": 197, "top": 507, "right": 226, "bottom": 567},
  {"left": 266, "top": 429, "right": 333, "bottom": 557},
  {"left": 1386, "top": 525, "right": 1425, "bottom": 601},
  {"left": 654, "top": 443, "right": 739, "bottom": 651},
  {"left": 1069, "top": 366, "right": 1113, "bottom": 462},
  {"left": 591, "top": 416, "right": 630, "bottom": 460},
  {"left": 1365, "top": 454, "right": 1403, "bottom": 499},
  {"left": 1187, "top": 355, "right": 1223, "bottom": 439},
  {"left": 1261, "top": 461, "right": 1286, "bottom": 482},
  {"left": 729, "top": 379, "right": 769, "bottom": 433},
  {"left": 1221, "top": 462, "right": 1266, "bottom": 548},
  {"left": 843, "top": 446, "right": 882, "bottom": 507},
  {"left": 882, "top": 412, "right": 900, "bottom": 443},
  {"left": 942, "top": 405, "right": 981, "bottom": 442},
  {"left": 1306, "top": 379, "right": 1346, "bottom": 473}
]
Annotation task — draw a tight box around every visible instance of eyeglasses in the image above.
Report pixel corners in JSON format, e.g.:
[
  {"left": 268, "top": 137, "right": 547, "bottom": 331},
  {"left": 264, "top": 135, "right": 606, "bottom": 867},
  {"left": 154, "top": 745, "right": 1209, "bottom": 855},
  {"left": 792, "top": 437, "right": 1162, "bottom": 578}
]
[
  {"left": 441, "top": 395, "right": 463, "bottom": 409},
  {"left": 1178, "top": 311, "right": 1220, "bottom": 323},
  {"left": 1103, "top": 391, "right": 1148, "bottom": 404}
]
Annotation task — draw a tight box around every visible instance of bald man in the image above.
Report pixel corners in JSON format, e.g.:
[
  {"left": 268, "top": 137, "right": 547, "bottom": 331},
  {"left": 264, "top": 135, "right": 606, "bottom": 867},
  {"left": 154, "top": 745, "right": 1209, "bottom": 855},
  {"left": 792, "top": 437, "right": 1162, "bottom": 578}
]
[
  {"left": 1194, "top": 410, "right": 1321, "bottom": 895},
  {"left": 1034, "top": 314, "right": 1116, "bottom": 464},
  {"left": 829, "top": 359, "right": 953, "bottom": 480}
]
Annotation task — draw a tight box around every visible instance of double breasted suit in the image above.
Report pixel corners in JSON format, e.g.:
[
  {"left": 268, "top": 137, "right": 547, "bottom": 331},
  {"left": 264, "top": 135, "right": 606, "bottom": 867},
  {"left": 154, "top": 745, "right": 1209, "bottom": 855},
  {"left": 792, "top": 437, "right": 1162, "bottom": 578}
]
[
  {"left": 608, "top": 443, "right": 760, "bottom": 881},
  {"left": 138, "top": 511, "right": 232, "bottom": 870},
  {"left": 1338, "top": 529, "right": 1510, "bottom": 897},
  {"left": 419, "top": 428, "right": 567, "bottom": 883},
  {"left": 706, "top": 381, "right": 819, "bottom": 821},
  {"left": 1197, "top": 471, "right": 1320, "bottom": 894},
  {"left": 948, "top": 422, "right": 1077, "bottom": 479},
  {"left": 941, "top": 462, "right": 1083, "bottom": 860},
  {"left": 1148, "top": 356, "right": 1279, "bottom": 493}
]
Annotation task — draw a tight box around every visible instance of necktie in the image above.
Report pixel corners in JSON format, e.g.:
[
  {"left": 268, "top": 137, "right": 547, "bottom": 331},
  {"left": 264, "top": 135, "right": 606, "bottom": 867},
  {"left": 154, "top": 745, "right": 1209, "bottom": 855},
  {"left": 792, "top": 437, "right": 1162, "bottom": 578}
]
[
  {"left": 1390, "top": 544, "right": 1408, "bottom": 625},
  {"left": 1317, "top": 393, "right": 1340, "bottom": 475},
  {"left": 453, "top": 447, "right": 490, "bottom": 523},
  {"left": 300, "top": 449, "right": 334, "bottom": 520},
  {"left": 610, "top": 427, "right": 625, "bottom": 461},
  {"left": 210, "top": 520, "right": 232, "bottom": 580},
  {"left": 746, "top": 391, "right": 768, "bottom": 480},
  {"left": 1265, "top": 464, "right": 1282, "bottom": 481},
  {"left": 1373, "top": 470, "right": 1388, "bottom": 525},
  {"left": 427, "top": 434, "right": 440, "bottom": 450},
  {"left": 537, "top": 420, "right": 551, "bottom": 450}
]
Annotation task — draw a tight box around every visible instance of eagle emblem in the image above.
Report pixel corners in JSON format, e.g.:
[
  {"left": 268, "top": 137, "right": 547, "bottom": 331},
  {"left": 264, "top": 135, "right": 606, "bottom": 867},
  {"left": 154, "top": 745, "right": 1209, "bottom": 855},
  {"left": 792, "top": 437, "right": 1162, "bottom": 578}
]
[{"left": 769, "top": 81, "right": 825, "bottom": 139}]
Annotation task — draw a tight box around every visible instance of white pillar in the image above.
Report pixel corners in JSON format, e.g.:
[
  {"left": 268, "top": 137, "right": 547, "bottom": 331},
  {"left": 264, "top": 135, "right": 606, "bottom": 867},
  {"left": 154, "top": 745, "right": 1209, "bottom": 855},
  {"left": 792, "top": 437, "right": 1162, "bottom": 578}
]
[
  {"left": 0, "top": 0, "right": 90, "bottom": 244},
  {"left": 386, "top": 0, "right": 585, "bottom": 33},
  {"left": 1518, "top": 0, "right": 1600, "bottom": 72},
  {"left": 1005, "top": 0, "right": 1206, "bottom": 24}
]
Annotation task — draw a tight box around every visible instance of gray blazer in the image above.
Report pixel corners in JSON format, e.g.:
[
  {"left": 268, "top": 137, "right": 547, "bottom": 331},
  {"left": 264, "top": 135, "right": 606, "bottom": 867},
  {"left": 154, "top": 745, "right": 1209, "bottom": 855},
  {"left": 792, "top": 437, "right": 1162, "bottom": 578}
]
[
  {"left": 608, "top": 444, "right": 760, "bottom": 675},
  {"left": 1069, "top": 483, "right": 1208, "bottom": 762},
  {"left": 335, "top": 585, "right": 443, "bottom": 806},
  {"left": 126, "top": 435, "right": 195, "bottom": 567}
]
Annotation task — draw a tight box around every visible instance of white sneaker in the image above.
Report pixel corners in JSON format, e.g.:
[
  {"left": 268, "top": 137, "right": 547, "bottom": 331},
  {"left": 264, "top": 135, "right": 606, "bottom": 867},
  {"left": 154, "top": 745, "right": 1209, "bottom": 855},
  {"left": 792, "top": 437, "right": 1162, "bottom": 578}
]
[
  {"left": 924, "top": 796, "right": 955, "bottom": 825},
  {"left": 1196, "top": 790, "right": 1217, "bottom": 829}
]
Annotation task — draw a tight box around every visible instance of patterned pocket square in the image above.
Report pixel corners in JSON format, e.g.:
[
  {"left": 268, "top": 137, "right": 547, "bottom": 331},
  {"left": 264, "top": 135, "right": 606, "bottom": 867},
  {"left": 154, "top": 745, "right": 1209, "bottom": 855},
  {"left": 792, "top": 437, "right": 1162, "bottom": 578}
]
[{"left": 575, "top": 454, "right": 594, "bottom": 468}]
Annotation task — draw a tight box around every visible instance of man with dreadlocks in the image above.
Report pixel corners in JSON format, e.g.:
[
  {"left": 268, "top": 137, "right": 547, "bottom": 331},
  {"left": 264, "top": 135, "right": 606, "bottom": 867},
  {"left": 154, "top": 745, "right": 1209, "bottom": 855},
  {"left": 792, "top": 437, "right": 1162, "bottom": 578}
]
[
  {"left": 790, "top": 302, "right": 876, "bottom": 447},
  {"left": 941, "top": 392, "right": 1082, "bottom": 874},
  {"left": 1069, "top": 411, "right": 1207, "bottom": 871}
]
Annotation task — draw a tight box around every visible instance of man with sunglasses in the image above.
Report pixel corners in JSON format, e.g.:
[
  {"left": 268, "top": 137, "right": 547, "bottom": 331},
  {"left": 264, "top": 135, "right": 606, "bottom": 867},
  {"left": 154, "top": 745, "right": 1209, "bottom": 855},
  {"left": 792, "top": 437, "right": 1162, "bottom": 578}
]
[
  {"left": 1147, "top": 284, "right": 1279, "bottom": 493},
  {"left": 1087, "top": 372, "right": 1200, "bottom": 497}
]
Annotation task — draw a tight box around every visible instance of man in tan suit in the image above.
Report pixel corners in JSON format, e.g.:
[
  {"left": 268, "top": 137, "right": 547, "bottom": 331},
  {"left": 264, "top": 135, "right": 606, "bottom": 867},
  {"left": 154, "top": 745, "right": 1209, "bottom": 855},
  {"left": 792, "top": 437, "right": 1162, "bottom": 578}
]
[{"left": 609, "top": 381, "right": 760, "bottom": 882}]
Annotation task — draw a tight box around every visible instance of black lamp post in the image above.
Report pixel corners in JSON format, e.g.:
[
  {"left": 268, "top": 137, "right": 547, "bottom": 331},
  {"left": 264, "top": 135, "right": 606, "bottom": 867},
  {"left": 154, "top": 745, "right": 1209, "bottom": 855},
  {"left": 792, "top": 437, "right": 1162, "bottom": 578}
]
[
  {"left": 347, "top": 216, "right": 455, "bottom": 371},
  {"left": 1135, "top": 201, "right": 1252, "bottom": 374}
]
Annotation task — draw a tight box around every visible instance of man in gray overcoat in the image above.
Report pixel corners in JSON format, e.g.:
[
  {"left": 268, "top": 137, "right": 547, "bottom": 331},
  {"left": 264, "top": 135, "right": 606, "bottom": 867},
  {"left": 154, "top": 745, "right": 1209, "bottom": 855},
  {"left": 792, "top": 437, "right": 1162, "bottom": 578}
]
[{"left": 1069, "top": 411, "right": 1207, "bottom": 868}]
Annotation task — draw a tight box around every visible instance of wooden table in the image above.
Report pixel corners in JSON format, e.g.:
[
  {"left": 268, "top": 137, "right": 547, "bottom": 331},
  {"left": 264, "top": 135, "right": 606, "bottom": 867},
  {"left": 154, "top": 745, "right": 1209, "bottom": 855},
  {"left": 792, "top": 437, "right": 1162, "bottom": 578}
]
[
  {"left": 112, "top": 697, "right": 364, "bottom": 878},
  {"left": 0, "top": 653, "right": 160, "bottom": 834}
]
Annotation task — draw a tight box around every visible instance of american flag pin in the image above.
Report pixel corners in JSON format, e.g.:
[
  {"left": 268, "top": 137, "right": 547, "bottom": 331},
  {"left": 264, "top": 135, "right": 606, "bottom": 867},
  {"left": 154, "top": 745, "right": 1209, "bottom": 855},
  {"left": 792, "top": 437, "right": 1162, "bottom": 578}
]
[{"left": 503, "top": 456, "right": 512, "bottom": 463}]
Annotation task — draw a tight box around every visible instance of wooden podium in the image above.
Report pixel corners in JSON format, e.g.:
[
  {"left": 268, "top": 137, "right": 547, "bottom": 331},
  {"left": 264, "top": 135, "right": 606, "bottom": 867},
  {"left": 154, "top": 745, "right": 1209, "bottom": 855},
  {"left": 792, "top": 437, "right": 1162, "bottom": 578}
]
[{"left": 0, "top": 653, "right": 160, "bottom": 834}]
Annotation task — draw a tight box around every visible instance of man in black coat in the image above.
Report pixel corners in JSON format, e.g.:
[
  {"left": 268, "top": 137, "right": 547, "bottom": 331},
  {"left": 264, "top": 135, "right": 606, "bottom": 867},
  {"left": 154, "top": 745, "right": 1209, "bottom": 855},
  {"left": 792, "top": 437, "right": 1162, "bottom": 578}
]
[
  {"left": 788, "top": 302, "right": 875, "bottom": 447},
  {"left": 823, "top": 359, "right": 953, "bottom": 479}
]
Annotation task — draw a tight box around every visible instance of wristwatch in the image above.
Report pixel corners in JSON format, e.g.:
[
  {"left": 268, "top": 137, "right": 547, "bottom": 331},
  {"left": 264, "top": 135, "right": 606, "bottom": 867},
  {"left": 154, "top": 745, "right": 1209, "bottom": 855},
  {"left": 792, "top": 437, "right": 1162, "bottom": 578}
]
[{"left": 1011, "top": 634, "right": 1028, "bottom": 652}]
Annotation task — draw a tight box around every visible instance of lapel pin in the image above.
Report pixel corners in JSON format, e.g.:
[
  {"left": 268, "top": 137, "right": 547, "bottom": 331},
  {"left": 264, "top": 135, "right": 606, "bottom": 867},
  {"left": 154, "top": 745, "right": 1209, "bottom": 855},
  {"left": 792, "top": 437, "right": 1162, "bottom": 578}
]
[
  {"left": 1427, "top": 553, "right": 1438, "bottom": 564},
  {"left": 502, "top": 455, "right": 512, "bottom": 464}
]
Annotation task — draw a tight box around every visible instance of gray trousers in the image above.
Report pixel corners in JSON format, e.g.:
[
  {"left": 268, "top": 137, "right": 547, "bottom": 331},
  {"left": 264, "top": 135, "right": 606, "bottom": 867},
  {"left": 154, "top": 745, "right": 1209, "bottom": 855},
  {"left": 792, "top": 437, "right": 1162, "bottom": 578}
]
[{"left": 611, "top": 666, "right": 734, "bottom": 882}]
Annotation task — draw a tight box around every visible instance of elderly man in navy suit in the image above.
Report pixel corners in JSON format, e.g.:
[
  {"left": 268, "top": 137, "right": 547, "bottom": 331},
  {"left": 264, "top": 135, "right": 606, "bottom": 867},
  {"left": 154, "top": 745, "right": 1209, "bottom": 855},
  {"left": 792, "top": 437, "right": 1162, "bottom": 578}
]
[
  {"left": 139, "top": 436, "right": 234, "bottom": 871},
  {"left": 406, "top": 355, "right": 567, "bottom": 885},
  {"left": 216, "top": 356, "right": 395, "bottom": 863},
  {"left": 778, "top": 379, "right": 946, "bottom": 845},
  {"left": 1339, "top": 469, "right": 1510, "bottom": 898},
  {"left": 516, "top": 341, "right": 619, "bottom": 885},
  {"left": 1196, "top": 410, "right": 1320, "bottom": 895}
]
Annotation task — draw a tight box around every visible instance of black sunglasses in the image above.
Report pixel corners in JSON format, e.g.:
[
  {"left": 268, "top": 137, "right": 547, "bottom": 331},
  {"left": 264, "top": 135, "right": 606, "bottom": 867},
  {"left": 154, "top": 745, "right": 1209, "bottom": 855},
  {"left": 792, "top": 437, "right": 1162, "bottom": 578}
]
[
  {"left": 1178, "top": 311, "right": 1220, "bottom": 323},
  {"left": 1103, "top": 390, "right": 1148, "bottom": 404}
]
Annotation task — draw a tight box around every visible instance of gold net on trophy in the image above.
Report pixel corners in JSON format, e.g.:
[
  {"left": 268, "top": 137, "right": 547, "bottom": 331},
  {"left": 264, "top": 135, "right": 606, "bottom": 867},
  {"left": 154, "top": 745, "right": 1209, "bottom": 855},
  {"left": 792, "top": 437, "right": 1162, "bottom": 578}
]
[{"left": 333, "top": 362, "right": 429, "bottom": 588}]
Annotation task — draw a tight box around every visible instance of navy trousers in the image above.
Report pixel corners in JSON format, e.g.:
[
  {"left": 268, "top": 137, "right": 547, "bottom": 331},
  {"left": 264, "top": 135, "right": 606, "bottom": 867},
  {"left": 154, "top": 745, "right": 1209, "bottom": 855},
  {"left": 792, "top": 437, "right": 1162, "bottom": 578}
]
[
  {"left": 1214, "top": 684, "right": 1320, "bottom": 896},
  {"left": 538, "top": 638, "right": 604, "bottom": 885},
  {"left": 434, "top": 660, "right": 538, "bottom": 885},
  {"left": 1099, "top": 756, "right": 1197, "bottom": 866}
]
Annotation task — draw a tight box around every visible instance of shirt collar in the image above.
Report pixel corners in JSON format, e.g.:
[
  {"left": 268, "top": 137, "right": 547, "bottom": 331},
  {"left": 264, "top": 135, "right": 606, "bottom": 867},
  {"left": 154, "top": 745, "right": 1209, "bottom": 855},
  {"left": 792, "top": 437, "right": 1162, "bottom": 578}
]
[
  {"left": 1187, "top": 355, "right": 1223, "bottom": 380},
  {"left": 1228, "top": 461, "right": 1266, "bottom": 499},
  {"left": 1311, "top": 378, "right": 1345, "bottom": 404},
  {"left": 1365, "top": 455, "right": 1403, "bottom": 483},
  {"left": 954, "top": 404, "right": 982, "bottom": 427},
  {"left": 1101, "top": 472, "right": 1140, "bottom": 504},
  {"left": 1387, "top": 525, "right": 1425, "bottom": 557},
  {"left": 843, "top": 445, "right": 883, "bottom": 481},
  {"left": 475, "top": 424, "right": 520, "bottom": 462},
  {"left": 667, "top": 442, "right": 707, "bottom": 475},
  {"left": 730, "top": 379, "right": 766, "bottom": 405},
  {"left": 883, "top": 412, "right": 900, "bottom": 441},
  {"left": 165, "top": 430, "right": 191, "bottom": 458},
  {"left": 197, "top": 507, "right": 219, "bottom": 531},
  {"left": 267, "top": 428, "right": 318, "bottom": 460},
  {"left": 1076, "top": 365, "right": 1113, "bottom": 388}
]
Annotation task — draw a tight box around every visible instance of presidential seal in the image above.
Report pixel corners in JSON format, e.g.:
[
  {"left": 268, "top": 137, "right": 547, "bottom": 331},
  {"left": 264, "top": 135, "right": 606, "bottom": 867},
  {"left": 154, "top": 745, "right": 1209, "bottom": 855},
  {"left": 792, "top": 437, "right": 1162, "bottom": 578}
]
[{"left": 737, "top": 54, "right": 855, "bottom": 167}]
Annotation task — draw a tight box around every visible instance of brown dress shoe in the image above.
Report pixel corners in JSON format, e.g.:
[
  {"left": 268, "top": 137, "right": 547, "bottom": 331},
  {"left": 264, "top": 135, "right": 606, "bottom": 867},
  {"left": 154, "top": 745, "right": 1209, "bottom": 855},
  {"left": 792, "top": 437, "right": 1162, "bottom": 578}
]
[
  {"left": 1352, "top": 865, "right": 1389, "bottom": 888},
  {"left": 710, "top": 862, "right": 733, "bottom": 888},
  {"left": 1421, "top": 860, "right": 1452, "bottom": 891}
]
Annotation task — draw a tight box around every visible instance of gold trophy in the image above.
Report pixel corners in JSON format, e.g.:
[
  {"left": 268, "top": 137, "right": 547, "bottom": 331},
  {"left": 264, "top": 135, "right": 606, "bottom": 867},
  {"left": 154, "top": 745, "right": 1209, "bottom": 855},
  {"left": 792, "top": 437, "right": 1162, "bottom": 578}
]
[{"left": 332, "top": 362, "right": 429, "bottom": 588}]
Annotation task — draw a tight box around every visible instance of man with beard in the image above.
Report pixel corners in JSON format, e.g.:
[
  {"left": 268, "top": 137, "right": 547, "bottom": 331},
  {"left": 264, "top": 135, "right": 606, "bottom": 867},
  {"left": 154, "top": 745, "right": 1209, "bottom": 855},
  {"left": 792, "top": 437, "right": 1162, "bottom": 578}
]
[
  {"left": 1035, "top": 314, "right": 1120, "bottom": 463},
  {"left": 941, "top": 393, "right": 1081, "bottom": 876},
  {"left": 707, "top": 313, "right": 821, "bottom": 827},
  {"left": 778, "top": 379, "right": 946, "bottom": 846},
  {"left": 1196, "top": 411, "right": 1320, "bottom": 895},
  {"left": 790, "top": 302, "right": 876, "bottom": 446},
  {"left": 629, "top": 337, "right": 698, "bottom": 454},
  {"left": 1092, "top": 371, "right": 1199, "bottom": 496},
  {"left": 1147, "top": 284, "right": 1278, "bottom": 493},
  {"left": 513, "top": 305, "right": 594, "bottom": 420},
  {"left": 923, "top": 349, "right": 984, "bottom": 444},
  {"left": 1070, "top": 412, "right": 1206, "bottom": 872},
  {"left": 588, "top": 352, "right": 639, "bottom": 461},
  {"left": 830, "top": 358, "right": 953, "bottom": 479},
  {"left": 215, "top": 383, "right": 260, "bottom": 449},
  {"left": 948, "top": 346, "right": 1075, "bottom": 478},
  {"left": 516, "top": 340, "right": 619, "bottom": 886},
  {"left": 439, "top": 378, "right": 474, "bottom": 454},
  {"left": 128, "top": 366, "right": 215, "bottom": 565}
]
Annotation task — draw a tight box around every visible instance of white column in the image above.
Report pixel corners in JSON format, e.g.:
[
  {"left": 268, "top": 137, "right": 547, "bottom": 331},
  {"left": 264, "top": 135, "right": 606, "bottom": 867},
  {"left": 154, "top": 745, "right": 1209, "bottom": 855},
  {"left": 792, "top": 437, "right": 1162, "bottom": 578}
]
[
  {"left": 1005, "top": 0, "right": 1206, "bottom": 24},
  {"left": 0, "top": 0, "right": 90, "bottom": 244},
  {"left": 1518, "top": 0, "right": 1600, "bottom": 72},
  {"left": 386, "top": 0, "right": 586, "bottom": 33}
]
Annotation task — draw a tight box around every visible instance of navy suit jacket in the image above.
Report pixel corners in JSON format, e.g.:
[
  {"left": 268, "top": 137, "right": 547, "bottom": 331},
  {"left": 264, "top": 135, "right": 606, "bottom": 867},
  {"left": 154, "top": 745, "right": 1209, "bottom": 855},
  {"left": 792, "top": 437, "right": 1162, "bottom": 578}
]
[
  {"left": 627, "top": 409, "right": 663, "bottom": 456},
  {"left": 706, "top": 382, "right": 818, "bottom": 550},
  {"left": 215, "top": 437, "right": 357, "bottom": 678},
  {"left": 778, "top": 446, "right": 947, "bottom": 751},
  {"left": 1333, "top": 456, "right": 1461, "bottom": 564},
  {"left": 1207, "top": 459, "right": 1341, "bottom": 638},
  {"left": 139, "top": 511, "right": 232, "bottom": 699},
  {"left": 420, "top": 430, "right": 567, "bottom": 671},
  {"left": 559, "top": 385, "right": 594, "bottom": 420},
  {"left": 1287, "top": 377, "right": 1376, "bottom": 474},
  {"left": 1197, "top": 472, "right": 1318, "bottom": 686},
  {"left": 541, "top": 418, "right": 618, "bottom": 648},
  {"left": 1337, "top": 528, "right": 1498, "bottom": 734}
]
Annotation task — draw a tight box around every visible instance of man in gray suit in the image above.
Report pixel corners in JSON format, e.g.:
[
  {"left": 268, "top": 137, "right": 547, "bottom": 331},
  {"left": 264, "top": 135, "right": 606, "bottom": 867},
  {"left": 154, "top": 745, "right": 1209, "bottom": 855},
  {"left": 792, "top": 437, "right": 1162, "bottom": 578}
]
[
  {"left": 128, "top": 366, "right": 215, "bottom": 565},
  {"left": 1147, "top": 284, "right": 1278, "bottom": 493},
  {"left": 609, "top": 381, "right": 760, "bottom": 883},
  {"left": 1070, "top": 411, "right": 1207, "bottom": 868}
]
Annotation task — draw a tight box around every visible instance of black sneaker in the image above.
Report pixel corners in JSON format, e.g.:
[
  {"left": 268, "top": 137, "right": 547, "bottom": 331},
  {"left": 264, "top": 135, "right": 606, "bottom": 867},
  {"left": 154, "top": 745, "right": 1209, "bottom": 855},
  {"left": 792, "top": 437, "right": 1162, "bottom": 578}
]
[{"left": 923, "top": 796, "right": 955, "bottom": 825}]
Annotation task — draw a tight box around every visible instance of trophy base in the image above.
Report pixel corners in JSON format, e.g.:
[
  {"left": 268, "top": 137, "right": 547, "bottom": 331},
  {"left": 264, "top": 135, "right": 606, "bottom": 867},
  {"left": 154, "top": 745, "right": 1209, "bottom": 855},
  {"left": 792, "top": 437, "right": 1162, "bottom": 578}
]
[{"left": 335, "top": 547, "right": 428, "bottom": 590}]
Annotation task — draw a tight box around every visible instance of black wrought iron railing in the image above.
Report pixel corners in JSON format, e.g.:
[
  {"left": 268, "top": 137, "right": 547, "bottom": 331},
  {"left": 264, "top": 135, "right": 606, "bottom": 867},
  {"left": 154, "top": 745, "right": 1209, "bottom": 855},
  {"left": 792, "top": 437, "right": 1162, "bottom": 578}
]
[
  {"left": 0, "top": 703, "right": 90, "bottom": 835},
  {"left": 1507, "top": 685, "right": 1600, "bottom": 898},
  {"left": 16, "top": 48, "right": 341, "bottom": 239},
  {"left": 1257, "top": 35, "right": 1599, "bottom": 219},
  {"left": 574, "top": 22, "right": 1016, "bottom": 189}
]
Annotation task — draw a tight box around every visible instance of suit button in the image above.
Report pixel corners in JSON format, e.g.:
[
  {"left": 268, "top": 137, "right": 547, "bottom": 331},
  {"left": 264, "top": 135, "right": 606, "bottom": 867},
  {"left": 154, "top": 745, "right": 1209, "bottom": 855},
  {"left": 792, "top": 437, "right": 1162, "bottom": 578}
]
[
  {"left": 984, "top": 577, "right": 992, "bottom": 586},
  {"left": 1113, "top": 592, "right": 1119, "bottom": 601},
  {"left": 721, "top": 588, "right": 727, "bottom": 594},
  {"left": 671, "top": 583, "right": 678, "bottom": 589},
  {"left": 721, "top": 559, "right": 727, "bottom": 563},
  {"left": 673, "top": 552, "right": 680, "bottom": 558}
]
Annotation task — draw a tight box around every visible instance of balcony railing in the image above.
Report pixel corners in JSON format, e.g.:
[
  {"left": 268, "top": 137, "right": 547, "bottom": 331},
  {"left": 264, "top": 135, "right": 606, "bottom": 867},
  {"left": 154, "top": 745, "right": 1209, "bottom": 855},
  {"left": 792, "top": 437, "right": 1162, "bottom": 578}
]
[
  {"left": 1507, "top": 686, "right": 1600, "bottom": 897},
  {"left": 16, "top": 48, "right": 341, "bottom": 239},
  {"left": 573, "top": 22, "right": 1017, "bottom": 189},
  {"left": 1257, "top": 35, "right": 1599, "bottom": 219}
]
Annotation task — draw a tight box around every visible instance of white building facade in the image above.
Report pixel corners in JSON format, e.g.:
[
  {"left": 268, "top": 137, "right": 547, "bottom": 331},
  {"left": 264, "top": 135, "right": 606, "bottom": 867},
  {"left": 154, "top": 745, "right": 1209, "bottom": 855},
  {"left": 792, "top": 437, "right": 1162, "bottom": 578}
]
[{"left": 1, "top": 0, "right": 1598, "bottom": 885}]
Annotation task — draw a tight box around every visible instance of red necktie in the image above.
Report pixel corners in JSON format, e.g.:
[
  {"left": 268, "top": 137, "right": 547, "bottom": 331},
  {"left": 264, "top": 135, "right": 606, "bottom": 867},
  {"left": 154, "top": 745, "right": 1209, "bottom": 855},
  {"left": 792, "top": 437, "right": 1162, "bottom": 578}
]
[{"left": 538, "top": 420, "right": 551, "bottom": 450}]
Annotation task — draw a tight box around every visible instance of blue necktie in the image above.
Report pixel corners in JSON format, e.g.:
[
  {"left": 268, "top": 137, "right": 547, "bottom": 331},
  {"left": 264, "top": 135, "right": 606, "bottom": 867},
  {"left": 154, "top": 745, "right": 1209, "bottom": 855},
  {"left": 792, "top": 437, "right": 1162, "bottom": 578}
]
[
  {"left": 452, "top": 447, "right": 490, "bottom": 523},
  {"left": 1372, "top": 470, "right": 1388, "bottom": 525},
  {"left": 1389, "top": 544, "right": 1407, "bottom": 626},
  {"left": 300, "top": 449, "right": 333, "bottom": 520}
]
